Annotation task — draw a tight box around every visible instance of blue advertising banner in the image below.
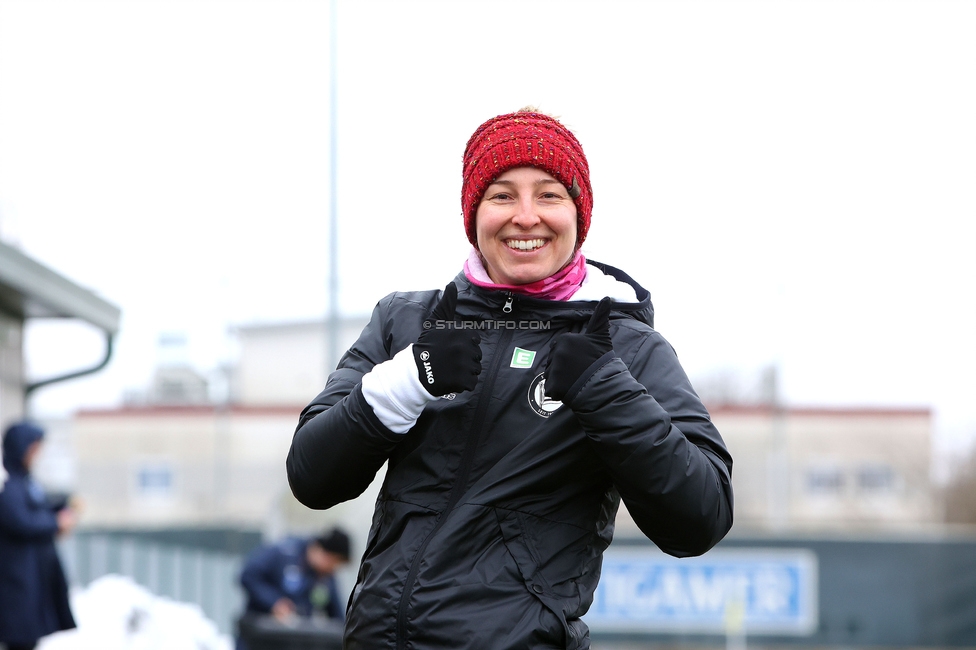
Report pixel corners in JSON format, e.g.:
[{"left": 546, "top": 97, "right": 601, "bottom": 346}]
[{"left": 587, "top": 548, "right": 818, "bottom": 635}]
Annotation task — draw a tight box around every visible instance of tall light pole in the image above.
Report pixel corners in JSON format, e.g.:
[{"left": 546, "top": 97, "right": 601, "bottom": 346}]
[{"left": 327, "top": 0, "right": 340, "bottom": 376}]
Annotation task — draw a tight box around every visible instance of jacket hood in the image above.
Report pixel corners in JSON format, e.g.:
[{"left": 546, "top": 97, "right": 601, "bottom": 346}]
[
  {"left": 453, "top": 258, "right": 655, "bottom": 328},
  {"left": 2, "top": 420, "right": 44, "bottom": 474}
]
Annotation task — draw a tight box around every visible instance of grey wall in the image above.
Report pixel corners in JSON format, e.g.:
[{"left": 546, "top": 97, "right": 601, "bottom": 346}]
[{"left": 0, "top": 311, "right": 24, "bottom": 430}]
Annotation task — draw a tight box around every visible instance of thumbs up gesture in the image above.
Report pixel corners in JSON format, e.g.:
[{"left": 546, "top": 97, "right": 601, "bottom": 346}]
[
  {"left": 412, "top": 283, "right": 483, "bottom": 396},
  {"left": 544, "top": 297, "right": 614, "bottom": 401}
]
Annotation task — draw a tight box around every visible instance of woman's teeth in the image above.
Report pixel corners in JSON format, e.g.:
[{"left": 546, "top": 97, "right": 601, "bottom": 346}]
[{"left": 506, "top": 239, "right": 546, "bottom": 251}]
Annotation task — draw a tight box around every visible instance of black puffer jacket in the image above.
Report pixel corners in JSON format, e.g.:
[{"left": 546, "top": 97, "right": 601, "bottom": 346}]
[{"left": 287, "top": 261, "right": 733, "bottom": 650}]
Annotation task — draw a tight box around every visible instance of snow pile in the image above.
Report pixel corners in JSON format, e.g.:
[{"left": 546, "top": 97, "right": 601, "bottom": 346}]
[{"left": 38, "top": 574, "right": 232, "bottom": 650}]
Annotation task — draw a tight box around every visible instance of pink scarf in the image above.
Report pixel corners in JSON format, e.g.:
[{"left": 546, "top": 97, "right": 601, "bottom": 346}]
[{"left": 463, "top": 248, "right": 587, "bottom": 302}]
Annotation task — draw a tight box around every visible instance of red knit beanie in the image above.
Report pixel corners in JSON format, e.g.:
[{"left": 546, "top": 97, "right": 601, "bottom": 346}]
[{"left": 461, "top": 110, "right": 592, "bottom": 249}]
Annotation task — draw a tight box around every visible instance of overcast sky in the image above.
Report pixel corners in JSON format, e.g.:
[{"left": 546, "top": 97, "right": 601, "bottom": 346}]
[{"left": 1, "top": 0, "right": 973, "bottom": 462}]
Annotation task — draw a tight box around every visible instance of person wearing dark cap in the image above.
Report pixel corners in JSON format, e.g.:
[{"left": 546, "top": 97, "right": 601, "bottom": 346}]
[
  {"left": 236, "top": 527, "right": 351, "bottom": 648},
  {"left": 287, "top": 108, "right": 733, "bottom": 649},
  {"left": 0, "top": 421, "right": 78, "bottom": 650}
]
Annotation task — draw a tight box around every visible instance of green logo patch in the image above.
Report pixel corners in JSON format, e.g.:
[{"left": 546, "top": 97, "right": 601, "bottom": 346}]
[{"left": 510, "top": 347, "right": 537, "bottom": 369}]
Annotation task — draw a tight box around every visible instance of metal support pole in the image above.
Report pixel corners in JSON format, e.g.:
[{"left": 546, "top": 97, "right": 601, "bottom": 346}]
[{"left": 327, "top": 0, "right": 340, "bottom": 376}]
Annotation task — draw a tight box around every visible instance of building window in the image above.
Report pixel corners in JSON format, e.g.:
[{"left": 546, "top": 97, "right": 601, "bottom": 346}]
[
  {"left": 137, "top": 463, "right": 173, "bottom": 498},
  {"left": 857, "top": 463, "right": 896, "bottom": 494},
  {"left": 806, "top": 465, "right": 845, "bottom": 496}
]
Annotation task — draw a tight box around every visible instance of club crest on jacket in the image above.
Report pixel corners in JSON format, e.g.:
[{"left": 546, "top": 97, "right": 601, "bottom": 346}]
[{"left": 528, "top": 373, "right": 563, "bottom": 417}]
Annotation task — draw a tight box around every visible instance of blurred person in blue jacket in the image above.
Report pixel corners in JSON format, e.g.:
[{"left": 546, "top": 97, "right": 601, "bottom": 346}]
[
  {"left": 236, "top": 528, "right": 350, "bottom": 648},
  {"left": 0, "top": 421, "right": 78, "bottom": 650}
]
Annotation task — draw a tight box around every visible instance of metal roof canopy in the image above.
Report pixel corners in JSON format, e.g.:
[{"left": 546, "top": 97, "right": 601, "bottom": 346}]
[
  {"left": 0, "top": 240, "right": 121, "bottom": 396},
  {"left": 0, "top": 240, "right": 120, "bottom": 332}
]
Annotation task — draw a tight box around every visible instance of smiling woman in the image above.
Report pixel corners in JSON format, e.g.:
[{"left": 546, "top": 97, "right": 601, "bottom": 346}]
[
  {"left": 461, "top": 108, "right": 593, "bottom": 300},
  {"left": 474, "top": 166, "right": 579, "bottom": 286},
  {"left": 286, "top": 108, "right": 734, "bottom": 650}
]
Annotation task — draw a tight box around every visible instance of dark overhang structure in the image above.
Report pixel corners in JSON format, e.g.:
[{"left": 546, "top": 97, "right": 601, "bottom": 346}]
[{"left": 0, "top": 240, "right": 121, "bottom": 397}]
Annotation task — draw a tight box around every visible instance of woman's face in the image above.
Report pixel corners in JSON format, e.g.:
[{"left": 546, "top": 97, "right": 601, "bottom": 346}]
[{"left": 475, "top": 167, "right": 578, "bottom": 286}]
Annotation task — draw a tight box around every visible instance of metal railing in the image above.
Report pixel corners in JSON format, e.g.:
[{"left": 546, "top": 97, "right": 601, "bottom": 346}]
[{"left": 58, "top": 532, "right": 245, "bottom": 636}]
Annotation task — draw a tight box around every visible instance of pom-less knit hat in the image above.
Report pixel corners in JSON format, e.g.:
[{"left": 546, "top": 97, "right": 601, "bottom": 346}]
[
  {"left": 461, "top": 110, "right": 592, "bottom": 249},
  {"left": 316, "top": 528, "right": 351, "bottom": 559}
]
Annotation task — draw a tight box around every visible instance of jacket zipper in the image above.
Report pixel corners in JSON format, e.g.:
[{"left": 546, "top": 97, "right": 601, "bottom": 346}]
[{"left": 394, "top": 295, "right": 517, "bottom": 649}]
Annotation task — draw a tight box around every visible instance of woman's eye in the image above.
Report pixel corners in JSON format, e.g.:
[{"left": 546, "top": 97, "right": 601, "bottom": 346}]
[{"left": 491, "top": 192, "right": 513, "bottom": 201}]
